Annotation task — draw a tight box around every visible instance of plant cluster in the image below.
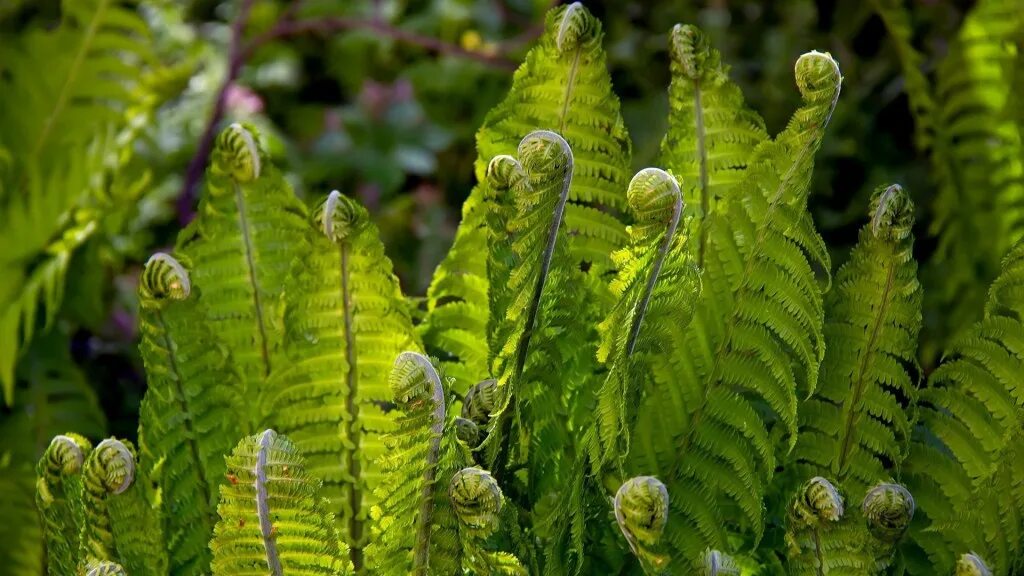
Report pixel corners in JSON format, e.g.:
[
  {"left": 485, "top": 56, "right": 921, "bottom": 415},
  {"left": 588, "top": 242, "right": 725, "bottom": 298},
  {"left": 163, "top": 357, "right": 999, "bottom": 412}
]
[{"left": 17, "top": 1, "right": 1024, "bottom": 575}]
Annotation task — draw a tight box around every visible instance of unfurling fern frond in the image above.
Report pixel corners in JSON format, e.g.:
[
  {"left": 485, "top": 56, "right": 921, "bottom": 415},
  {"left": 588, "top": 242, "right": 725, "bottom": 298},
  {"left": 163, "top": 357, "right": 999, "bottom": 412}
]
[
  {"left": 176, "top": 123, "right": 309, "bottom": 424},
  {"left": 366, "top": 352, "right": 450, "bottom": 574},
  {"left": 956, "top": 553, "right": 994, "bottom": 576},
  {"left": 268, "top": 191, "right": 419, "bottom": 563},
  {"left": 702, "top": 549, "right": 741, "bottom": 575},
  {"left": 450, "top": 467, "right": 526, "bottom": 575},
  {"left": 591, "top": 168, "right": 699, "bottom": 475},
  {"left": 85, "top": 561, "right": 127, "bottom": 576},
  {"left": 210, "top": 429, "right": 351, "bottom": 576},
  {"left": 0, "top": 0, "right": 184, "bottom": 403},
  {"left": 36, "top": 433, "right": 92, "bottom": 575},
  {"left": 862, "top": 482, "right": 915, "bottom": 568},
  {"left": 615, "top": 476, "right": 670, "bottom": 574},
  {"left": 791, "top": 184, "right": 922, "bottom": 496},
  {"left": 906, "top": 238, "right": 1024, "bottom": 575},
  {"left": 785, "top": 476, "right": 863, "bottom": 575},
  {"left": 81, "top": 438, "right": 136, "bottom": 566},
  {"left": 420, "top": 0, "right": 631, "bottom": 398},
  {"left": 659, "top": 24, "right": 768, "bottom": 266},
  {"left": 630, "top": 50, "right": 841, "bottom": 564},
  {"left": 924, "top": 0, "right": 1024, "bottom": 358},
  {"left": 136, "top": 252, "right": 245, "bottom": 576}
]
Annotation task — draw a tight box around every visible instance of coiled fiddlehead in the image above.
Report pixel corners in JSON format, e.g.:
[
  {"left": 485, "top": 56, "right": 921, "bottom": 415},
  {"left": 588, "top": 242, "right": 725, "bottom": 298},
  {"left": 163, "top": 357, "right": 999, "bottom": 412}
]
[
  {"left": 81, "top": 439, "right": 137, "bottom": 565},
  {"left": 454, "top": 417, "right": 481, "bottom": 448},
  {"left": 139, "top": 252, "right": 191, "bottom": 304},
  {"left": 462, "top": 378, "right": 498, "bottom": 426},
  {"left": 702, "top": 549, "right": 740, "bottom": 576},
  {"left": 315, "top": 189, "right": 367, "bottom": 244},
  {"left": 36, "top": 433, "right": 93, "bottom": 576},
  {"left": 615, "top": 476, "right": 669, "bottom": 574},
  {"left": 955, "top": 553, "right": 993, "bottom": 576},
  {"left": 870, "top": 184, "right": 914, "bottom": 241},
  {"left": 86, "top": 561, "right": 127, "bottom": 576},
  {"left": 790, "top": 476, "right": 845, "bottom": 528},
  {"left": 450, "top": 467, "right": 503, "bottom": 539},
  {"left": 553, "top": 2, "right": 595, "bottom": 53},
  {"left": 862, "top": 483, "right": 915, "bottom": 542},
  {"left": 211, "top": 122, "right": 262, "bottom": 183}
]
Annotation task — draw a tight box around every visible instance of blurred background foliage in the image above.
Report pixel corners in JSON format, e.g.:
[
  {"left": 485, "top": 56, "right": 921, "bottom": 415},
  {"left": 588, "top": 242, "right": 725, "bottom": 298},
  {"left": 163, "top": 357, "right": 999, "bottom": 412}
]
[{"left": 0, "top": 0, "right": 1000, "bottom": 572}]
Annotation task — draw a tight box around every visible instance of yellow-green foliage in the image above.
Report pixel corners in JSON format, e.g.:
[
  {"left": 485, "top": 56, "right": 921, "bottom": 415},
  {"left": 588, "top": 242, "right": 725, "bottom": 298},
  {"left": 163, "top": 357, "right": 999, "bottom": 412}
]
[
  {"left": 268, "top": 190, "right": 419, "bottom": 561},
  {"left": 210, "top": 429, "right": 351, "bottom": 576},
  {"left": 30, "top": 4, "right": 1024, "bottom": 576}
]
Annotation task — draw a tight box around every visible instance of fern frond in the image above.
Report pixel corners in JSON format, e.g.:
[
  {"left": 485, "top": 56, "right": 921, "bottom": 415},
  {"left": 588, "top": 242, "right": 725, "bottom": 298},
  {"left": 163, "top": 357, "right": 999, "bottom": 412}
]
[
  {"left": 629, "top": 50, "right": 841, "bottom": 563},
  {"left": 210, "top": 429, "right": 351, "bottom": 576},
  {"left": 925, "top": 0, "right": 1024, "bottom": 353},
  {"left": 0, "top": 0, "right": 180, "bottom": 402},
  {"left": 784, "top": 476, "right": 878, "bottom": 576},
  {"left": 1, "top": 460, "right": 44, "bottom": 576},
  {"left": 450, "top": 467, "right": 527, "bottom": 575},
  {"left": 80, "top": 438, "right": 136, "bottom": 567},
  {"left": 366, "top": 352, "right": 453, "bottom": 575},
  {"left": 957, "top": 553, "right": 994, "bottom": 576},
  {"left": 268, "top": 190, "right": 419, "bottom": 562},
  {"left": 791, "top": 184, "right": 922, "bottom": 496},
  {"left": 36, "top": 433, "right": 92, "bottom": 575},
  {"left": 907, "top": 238, "right": 1024, "bottom": 574},
  {"left": 615, "top": 476, "right": 670, "bottom": 574},
  {"left": 658, "top": 24, "right": 768, "bottom": 266},
  {"left": 862, "top": 482, "right": 916, "bottom": 569},
  {"left": 176, "top": 123, "right": 309, "bottom": 423},
  {"left": 420, "top": 1, "right": 631, "bottom": 398},
  {"left": 136, "top": 252, "right": 245, "bottom": 576}
]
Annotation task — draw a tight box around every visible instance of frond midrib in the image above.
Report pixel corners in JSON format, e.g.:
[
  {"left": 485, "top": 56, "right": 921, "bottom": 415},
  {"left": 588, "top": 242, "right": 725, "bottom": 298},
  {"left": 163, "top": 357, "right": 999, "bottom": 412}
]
[
  {"left": 339, "top": 241, "right": 364, "bottom": 572},
  {"left": 234, "top": 182, "right": 272, "bottom": 377},
  {"left": 834, "top": 247, "right": 898, "bottom": 479}
]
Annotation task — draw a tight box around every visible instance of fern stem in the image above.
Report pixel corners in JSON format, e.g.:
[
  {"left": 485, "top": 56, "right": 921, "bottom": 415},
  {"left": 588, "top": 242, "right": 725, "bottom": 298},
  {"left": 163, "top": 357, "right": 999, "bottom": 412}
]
[
  {"left": 811, "top": 528, "right": 825, "bottom": 576},
  {"left": 626, "top": 185, "right": 683, "bottom": 356},
  {"left": 411, "top": 355, "right": 446, "bottom": 575},
  {"left": 834, "top": 251, "right": 896, "bottom": 479},
  {"left": 694, "top": 80, "right": 709, "bottom": 268},
  {"left": 254, "top": 429, "right": 283, "bottom": 576},
  {"left": 339, "top": 242, "right": 365, "bottom": 572},
  {"left": 233, "top": 182, "right": 273, "bottom": 379}
]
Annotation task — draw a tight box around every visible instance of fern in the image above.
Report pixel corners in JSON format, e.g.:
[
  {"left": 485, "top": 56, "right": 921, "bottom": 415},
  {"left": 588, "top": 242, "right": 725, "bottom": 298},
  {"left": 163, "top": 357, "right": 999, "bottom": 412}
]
[
  {"left": 658, "top": 24, "right": 768, "bottom": 266},
  {"left": 614, "top": 476, "right": 670, "bottom": 574},
  {"left": 925, "top": 0, "right": 1024, "bottom": 356},
  {"left": 267, "top": 190, "right": 420, "bottom": 565},
  {"left": 136, "top": 252, "right": 244, "bottom": 576},
  {"left": 366, "top": 352, "right": 466, "bottom": 574},
  {"left": 176, "top": 123, "right": 309, "bottom": 424},
  {"left": 420, "top": 1, "right": 631, "bottom": 398},
  {"left": 36, "top": 433, "right": 93, "bottom": 575},
  {"left": 0, "top": 0, "right": 178, "bottom": 402},
  {"left": 784, "top": 477, "right": 916, "bottom": 575},
  {"left": 907, "top": 238, "right": 1024, "bottom": 574},
  {"left": 209, "top": 429, "right": 351, "bottom": 576},
  {"left": 628, "top": 50, "right": 841, "bottom": 564},
  {"left": 85, "top": 561, "right": 128, "bottom": 576},
  {"left": 790, "top": 184, "right": 922, "bottom": 497},
  {"left": 449, "top": 467, "right": 527, "bottom": 575}
]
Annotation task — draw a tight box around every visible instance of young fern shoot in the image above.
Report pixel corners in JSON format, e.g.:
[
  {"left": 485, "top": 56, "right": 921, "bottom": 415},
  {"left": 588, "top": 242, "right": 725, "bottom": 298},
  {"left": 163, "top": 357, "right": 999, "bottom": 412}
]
[
  {"left": 209, "top": 429, "right": 351, "bottom": 576},
  {"left": 267, "top": 190, "right": 419, "bottom": 566},
  {"left": 36, "top": 434, "right": 92, "bottom": 576},
  {"left": 615, "top": 476, "right": 670, "bottom": 574}
]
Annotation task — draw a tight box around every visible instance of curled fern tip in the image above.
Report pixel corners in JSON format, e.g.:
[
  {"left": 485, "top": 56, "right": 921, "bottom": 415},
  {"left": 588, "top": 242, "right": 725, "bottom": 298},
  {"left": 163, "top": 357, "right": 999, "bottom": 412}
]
[{"left": 141, "top": 252, "right": 191, "bottom": 302}]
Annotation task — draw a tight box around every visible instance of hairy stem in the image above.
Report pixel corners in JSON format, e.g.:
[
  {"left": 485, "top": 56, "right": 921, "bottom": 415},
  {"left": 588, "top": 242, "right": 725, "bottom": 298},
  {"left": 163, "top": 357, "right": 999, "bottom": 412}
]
[
  {"left": 626, "top": 191, "right": 683, "bottom": 356},
  {"left": 339, "top": 243, "right": 364, "bottom": 572},
  {"left": 412, "top": 357, "right": 446, "bottom": 575},
  {"left": 254, "top": 430, "right": 282, "bottom": 576}
]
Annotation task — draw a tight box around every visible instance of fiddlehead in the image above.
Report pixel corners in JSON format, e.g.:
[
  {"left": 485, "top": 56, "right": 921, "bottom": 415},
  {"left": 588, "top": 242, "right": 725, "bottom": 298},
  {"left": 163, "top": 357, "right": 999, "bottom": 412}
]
[
  {"left": 863, "top": 483, "right": 915, "bottom": 543},
  {"left": 450, "top": 467, "right": 503, "bottom": 539},
  {"left": 139, "top": 252, "right": 191, "bottom": 303},
  {"left": 448, "top": 467, "right": 525, "bottom": 575},
  {"left": 790, "top": 477, "right": 845, "bottom": 529},
  {"left": 210, "top": 122, "right": 262, "bottom": 183},
  {"left": 462, "top": 378, "right": 498, "bottom": 427},
  {"left": 36, "top": 433, "right": 92, "bottom": 576},
  {"left": 955, "top": 553, "right": 993, "bottom": 576},
  {"left": 315, "top": 189, "right": 367, "bottom": 244},
  {"left": 455, "top": 417, "right": 481, "bottom": 448},
  {"left": 615, "top": 476, "right": 670, "bottom": 574},
  {"left": 81, "top": 439, "right": 136, "bottom": 565}
]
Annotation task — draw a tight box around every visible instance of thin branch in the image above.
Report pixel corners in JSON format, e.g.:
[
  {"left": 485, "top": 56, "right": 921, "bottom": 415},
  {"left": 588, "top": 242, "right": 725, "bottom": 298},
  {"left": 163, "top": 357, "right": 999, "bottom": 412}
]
[
  {"left": 177, "top": 0, "right": 256, "bottom": 223},
  {"left": 244, "top": 17, "right": 520, "bottom": 69}
]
